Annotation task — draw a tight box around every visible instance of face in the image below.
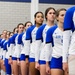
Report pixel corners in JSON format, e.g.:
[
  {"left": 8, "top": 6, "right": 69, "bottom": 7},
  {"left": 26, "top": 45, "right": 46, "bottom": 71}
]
[
  {"left": 35, "top": 13, "right": 44, "bottom": 25},
  {"left": 7, "top": 32, "right": 10, "bottom": 39},
  {"left": 14, "top": 28, "right": 18, "bottom": 33},
  {"left": 46, "top": 9, "right": 56, "bottom": 22},
  {"left": 2, "top": 30, "right": 7, "bottom": 38},
  {"left": 25, "top": 23, "right": 32, "bottom": 30},
  {"left": 7, "top": 34, "right": 10, "bottom": 39},
  {"left": 18, "top": 25, "right": 24, "bottom": 33},
  {"left": 57, "top": 10, "right": 66, "bottom": 23},
  {"left": 10, "top": 33, "right": 13, "bottom": 37}
]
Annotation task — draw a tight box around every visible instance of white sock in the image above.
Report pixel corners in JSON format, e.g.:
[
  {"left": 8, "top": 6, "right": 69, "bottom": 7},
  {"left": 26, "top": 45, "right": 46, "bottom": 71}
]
[
  {"left": 1, "top": 70, "right": 3, "bottom": 75},
  {"left": 3, "top": 71, "right": 6, "bottom": 75}
]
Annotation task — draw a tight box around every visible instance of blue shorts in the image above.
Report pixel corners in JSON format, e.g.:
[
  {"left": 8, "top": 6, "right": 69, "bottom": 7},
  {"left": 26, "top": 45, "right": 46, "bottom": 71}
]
[
  {"left": 50, "top": 57, "right": 62, "bottom": 69},
  {"left": 29, "top": 58, "right": 35, "bottom": 62},
  {"left": 12, "top": 57, "right": 17, "bottom": 60},
  {"left": 5, "top": 58, "right": 11, "bottom": 74},
  {"left": 20, "top": 54, "right": 26, "bottom": 61},
  {"left": 39, "top": 60, "right": 46, "bottom": 65},
  {"left": 12, "top": 57, "right": 20, "bottom": 61}
]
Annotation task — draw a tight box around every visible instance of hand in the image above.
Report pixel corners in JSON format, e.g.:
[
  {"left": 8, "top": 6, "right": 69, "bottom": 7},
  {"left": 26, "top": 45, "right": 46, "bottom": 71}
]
[
  {"left": 1, "top": 60, "right": 5, "bottom": 66},
  {"left": 2, "top": 60, "right": 5, "bottom": 65},
  {"left": 25, "top": 58, "right": 29, "bottom": 66},
  {"left": 35, "top": 62, "right": 40, "bottom": 70},
  {"left": 63, "top": 62, "right": 68, "bottom": 71},
  {"left": 46, "top": 64, "right": 51, "bottom": 75},
  {"left": 9, "top": 57, "right": 13, "bottom": 64},
  {"left": 17, "top": 59, "right": 20, "bottom": 66}
]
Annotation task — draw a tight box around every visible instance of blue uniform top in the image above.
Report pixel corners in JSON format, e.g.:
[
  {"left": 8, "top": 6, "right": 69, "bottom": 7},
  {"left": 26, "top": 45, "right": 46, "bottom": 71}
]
[
  {"left": 64, "top": 6, "right": 75, "bottom": 32},
  {"left": 1, "top": 39, "right": 6, "bottom": 48},
  {"left": 25, "top": 25, "right": 36, "bottom": 42},
  {"left": 0, "top": 38, "right": 2, "bottom": 48},
  {"left": 11, "top": 33, "right": 18, "bottom": 44},
  {"left": 9, "top": 33, "right": 18, "bottom": 57},
  {"left": 3, "top": 40, "right": 8, "bottom": 51},
  {"left": 46, "top": 25, "right": 57, "bottom": 46},
  {"left": 46, "top": 25, "right": 64, "bottom": 59},
  {"left": 18, "top": 32, "right": 24, "bottom": 45},
  {"left": 35, "top": 24, "right": 55, "bottom": 62},
  {"left": 25, "top": 24, "right": 41, "bottom": 60},
  {"left": 63, "top": 6, "right": 75, "bottom": 62},
  {"left": 36, "top": 24, "right": 46, "bottom": 41}
]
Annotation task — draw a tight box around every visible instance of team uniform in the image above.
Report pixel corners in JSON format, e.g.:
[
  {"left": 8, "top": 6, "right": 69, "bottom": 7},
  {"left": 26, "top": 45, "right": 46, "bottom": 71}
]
[
  {"left": 3, "top": 39, "right": 11, "bottom": 75},
  {"left": 20, "top": 32, "right": 26, "bottom": 61},
  {"left": 12, "top": 33, "right": 23, "bottom": 60},
  {"left": 46, "top": 25, "right": 63, "bottom": 69},
  {"left": 0, "top": 39, "right": 6, "bottom": 75},
  {"left": 15, "top": 32, "right": 26, "bottom": 61},
  {"left": 36, "top": 24, "right": 54, "bottom": 64},
  {"left": 9, "top": 33, "right": 18, "bottom": 59},
  {"left": 63, "top": 6, "right": 75, "bottom": 74},
  {"left": 25, "top": 25, "right": 39, "bottom": 62},
  {"left": 9, "top": 33, "right": 18, "bottom": 60},
  {"left": 0, "top": 39, "right": 6, "bottom": 60},
  {"left": 0, "top": 38, "right": 2, "bottom": 59}
]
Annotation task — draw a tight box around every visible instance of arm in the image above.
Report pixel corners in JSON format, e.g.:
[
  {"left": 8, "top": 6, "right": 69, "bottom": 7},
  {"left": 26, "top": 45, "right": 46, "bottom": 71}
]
[
  {"left": 63, "top": 7, "right": 73, "bottom": 63},
  {"left": 17, "top": 33, "right": 23, "bottom": 58},
  {"left": 24, "top": 40, "right": 30, "bottom": 58},
  {"left": 35, "top": 27, "right": 43, "bottom": 62},
  {"left": 63, "top": 30, "right": 72, "bottom": 62},
  {"left": 3, "top": 42, "right": 7, "bottom": 61},
  {"left": 45, "top": 28, "right": 53, "bottom": 74},
  {"left": 24, "top": 27, "right": 31, "bottom": 59},
  {"left": 45, "top": 43, "right": 52, "bottom": 75},
  {"left": 9, "top": 44, "right": 14, "bottom": 57},
  {"left": 62, "top": 7, "right": 74, "bottom": 72},
  {"left": 45, "top": 28, "right": 53, "bottom": 62},
  {"left": 35, "top": 40, "right": 42, "bottom": 62}
]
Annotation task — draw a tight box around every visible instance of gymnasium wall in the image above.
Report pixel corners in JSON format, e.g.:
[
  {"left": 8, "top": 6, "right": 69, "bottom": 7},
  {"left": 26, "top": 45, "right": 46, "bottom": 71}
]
[{"left": 0, "top": 0, "right": 75, "bottom": 33}]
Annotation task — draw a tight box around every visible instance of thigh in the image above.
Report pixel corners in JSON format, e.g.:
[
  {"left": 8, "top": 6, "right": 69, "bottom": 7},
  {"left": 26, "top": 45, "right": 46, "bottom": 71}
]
[
  {"left": 40, "top": 64, "right": 47, "bottom": 75},
  {"left": 29, "top": 62, "right": 35, "bottom": 75},
  {"left": 13, "top": 60, "right": 19, "bottom": 75},
  {"left": 68, "top": 55, "right": 75, "bottom": 75},
  {"left": 51, "top": 69, "right": 63, "bottom": 75},
  {"left": 20, "top": 61, "right": 27, "bottom": 75},
  {"left": 29, "top": 62, "right": 40, "bottom": 75}
]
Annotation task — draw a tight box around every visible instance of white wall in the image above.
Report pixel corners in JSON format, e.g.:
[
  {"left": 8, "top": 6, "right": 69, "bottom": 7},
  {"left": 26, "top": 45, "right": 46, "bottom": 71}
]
[
  {"left": 0, "top": 1, "right": 74, "bottom": 34},
  {"left": 0, "top": 2, "right": 31, "bottom": 34}
]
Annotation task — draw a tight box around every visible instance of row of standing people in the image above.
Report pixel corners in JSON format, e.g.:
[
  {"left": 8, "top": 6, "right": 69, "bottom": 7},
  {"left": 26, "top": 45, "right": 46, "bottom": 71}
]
[
  {"left": 0, "top": 6, "right": 74, "bottom": 75},
  {"left": 0, "top": 21, "right": 32, "bottom": 75}
]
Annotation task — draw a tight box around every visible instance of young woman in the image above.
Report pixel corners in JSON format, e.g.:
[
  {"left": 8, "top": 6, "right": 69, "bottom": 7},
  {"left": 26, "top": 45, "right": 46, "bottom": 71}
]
[
  {"left": 12, "top": 23, "right": 24, "bottom": 75},
  {"left": 24, "top": 11, "right": 44, "bottom": 75},
  {"left": 4, "top": 31, "right": 13, "bottom": 75},
  {"left": 16, "top": 21, "right": 32, "bottom": 75},
  {"left": 45, "top": 8, "right": 66, "bottom": 75},
  {"left": 0, "top": 34, "right": 3, "bottom": 75},
  {"left": 8, "top": 28, "right": 18, "bottom": 75},
  {"left": 63, "top": 6, "right": 75, "bottom": 75},
  {"left": 35, "top": 7, "right": 56, "bottom": 75},
  {"left": 0, "top": 30, "right": 7, "bottom": 75}
]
